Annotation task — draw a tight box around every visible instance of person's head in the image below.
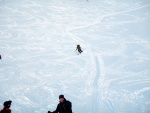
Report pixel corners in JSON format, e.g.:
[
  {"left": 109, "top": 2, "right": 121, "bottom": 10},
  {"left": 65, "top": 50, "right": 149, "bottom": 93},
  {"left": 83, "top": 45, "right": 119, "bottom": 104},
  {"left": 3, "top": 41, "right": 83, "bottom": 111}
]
[
  {"left": 59, "top": 95, "right": 65, "bottom": 103},
  {"left": 3, "top": 100, "right": 12, "bottom": 108}
]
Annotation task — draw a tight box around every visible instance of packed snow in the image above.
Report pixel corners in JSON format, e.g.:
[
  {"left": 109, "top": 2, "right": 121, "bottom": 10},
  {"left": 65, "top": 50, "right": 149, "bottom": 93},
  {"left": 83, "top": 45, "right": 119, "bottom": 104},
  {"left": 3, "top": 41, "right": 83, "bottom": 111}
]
[{"left": 0, "top": 0, "right": 150, "bottom": 113}]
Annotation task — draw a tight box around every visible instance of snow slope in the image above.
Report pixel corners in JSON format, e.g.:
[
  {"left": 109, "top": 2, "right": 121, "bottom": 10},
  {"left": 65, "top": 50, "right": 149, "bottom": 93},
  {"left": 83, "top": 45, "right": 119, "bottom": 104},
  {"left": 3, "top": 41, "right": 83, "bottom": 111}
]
[{"left": 0, "top": 0, "right": 150, "bottom": 113}]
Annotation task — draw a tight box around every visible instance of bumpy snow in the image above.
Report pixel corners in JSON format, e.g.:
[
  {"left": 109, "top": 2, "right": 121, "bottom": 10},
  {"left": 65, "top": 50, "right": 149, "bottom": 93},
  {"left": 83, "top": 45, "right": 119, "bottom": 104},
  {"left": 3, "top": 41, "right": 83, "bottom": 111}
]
[{"left": 0, "top": 0, "right": 150, "bottom": 113}]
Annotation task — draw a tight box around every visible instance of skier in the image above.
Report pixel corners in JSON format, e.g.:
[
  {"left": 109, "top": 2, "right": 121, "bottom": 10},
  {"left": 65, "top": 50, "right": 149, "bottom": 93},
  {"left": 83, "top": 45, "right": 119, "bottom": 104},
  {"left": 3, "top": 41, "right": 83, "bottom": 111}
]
[
  {"left": 0, "top": 100, "right": 12, "bottom": 113},
  {"left": 76, "top": 45, "right": 83, "bottom": 53},
  {"left": 48, "top": 95, "right": 72, "bottom": 113},
  {"left": 0, "top": 55, "right": 1, "bottom": 60}
]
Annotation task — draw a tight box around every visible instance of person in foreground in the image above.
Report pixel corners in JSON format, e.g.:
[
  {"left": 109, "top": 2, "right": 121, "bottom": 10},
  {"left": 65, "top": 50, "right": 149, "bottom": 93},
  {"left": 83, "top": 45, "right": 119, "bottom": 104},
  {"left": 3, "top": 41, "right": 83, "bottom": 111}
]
[
  {"left": 48, "top": 95, "right": 72, "bottom": 113},
  {"left": 0, "top": 100, "right": 12, "bottom": 113}
]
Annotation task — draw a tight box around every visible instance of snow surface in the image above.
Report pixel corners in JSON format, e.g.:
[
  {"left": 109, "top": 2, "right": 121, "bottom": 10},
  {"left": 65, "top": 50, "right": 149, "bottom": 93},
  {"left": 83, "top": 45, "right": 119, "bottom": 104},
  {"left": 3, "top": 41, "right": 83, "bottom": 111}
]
[{"left": 0, "top": 0, "right": 150, "bottom": 113}]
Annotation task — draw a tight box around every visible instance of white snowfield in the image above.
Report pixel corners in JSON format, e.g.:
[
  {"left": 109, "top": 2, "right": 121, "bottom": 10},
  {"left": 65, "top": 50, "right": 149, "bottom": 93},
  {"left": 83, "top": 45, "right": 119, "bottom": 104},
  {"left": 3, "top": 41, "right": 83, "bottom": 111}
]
[{"left": 0, "top": 0, "right": 150, "bottom": 113}]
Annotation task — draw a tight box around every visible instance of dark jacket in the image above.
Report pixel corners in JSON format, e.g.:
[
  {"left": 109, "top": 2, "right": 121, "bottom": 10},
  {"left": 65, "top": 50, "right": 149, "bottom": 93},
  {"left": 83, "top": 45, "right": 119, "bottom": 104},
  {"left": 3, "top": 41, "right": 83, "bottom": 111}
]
[
  {"left": 76, "top": 45, "right": 81, "bottom": 50},
  {"left": 0, "top": 108, "right": 11, "bottom": 113},
  {"left": 52, "top": 98, "right": 72, "bottom": 113}
]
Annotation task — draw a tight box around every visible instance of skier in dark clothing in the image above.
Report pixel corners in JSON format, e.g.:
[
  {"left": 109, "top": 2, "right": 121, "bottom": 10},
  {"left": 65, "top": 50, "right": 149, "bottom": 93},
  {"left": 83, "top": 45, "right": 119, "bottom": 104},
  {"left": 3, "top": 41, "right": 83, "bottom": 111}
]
[
  {"left": 0, "top": 55, "right": 1, "bottom": 59},
  {"left": 76, "top": 45, "right": 83, "bottom": 53},
  {"left": 48, "top": 95, "right": 72, "bottom": 113},
  {"left": 0, "top": 100, "right": 12, "bottom": 113}
]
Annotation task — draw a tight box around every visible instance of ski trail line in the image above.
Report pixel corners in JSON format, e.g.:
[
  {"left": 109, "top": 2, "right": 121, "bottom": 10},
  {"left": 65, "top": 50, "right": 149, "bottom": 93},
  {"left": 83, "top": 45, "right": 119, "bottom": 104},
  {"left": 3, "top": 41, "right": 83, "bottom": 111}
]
[
  {"left": 92, "top": 55, "right": 100, "bottom": 113},
  {"left": 64, "top": 25, "right": 103, "bottom": 113},
  {"left": 64, "top": 28, "right": 102, "bottom": 112},
  {"left": 65, "top": 3, "right": 150, "bottom": 33},
  {"left": 104, "top": 3, "right": 150, "bottom": 17}
]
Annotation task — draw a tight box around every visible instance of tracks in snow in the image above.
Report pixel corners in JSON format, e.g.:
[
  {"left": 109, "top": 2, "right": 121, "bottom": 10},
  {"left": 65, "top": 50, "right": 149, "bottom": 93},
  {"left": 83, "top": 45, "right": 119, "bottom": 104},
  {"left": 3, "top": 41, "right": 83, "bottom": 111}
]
[
  {"left": 63, "top": 18, "right": 102, "bottom": 113},
  {"left": 92, "top": 55, "right": 101, "bottom": 113}
]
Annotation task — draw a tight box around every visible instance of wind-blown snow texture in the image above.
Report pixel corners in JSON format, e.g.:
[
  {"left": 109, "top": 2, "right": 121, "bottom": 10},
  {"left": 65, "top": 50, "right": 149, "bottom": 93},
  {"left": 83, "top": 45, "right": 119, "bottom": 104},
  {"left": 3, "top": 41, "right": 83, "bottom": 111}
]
[{"left": 0, "top": 0, "right": 150, "bottom": 113}]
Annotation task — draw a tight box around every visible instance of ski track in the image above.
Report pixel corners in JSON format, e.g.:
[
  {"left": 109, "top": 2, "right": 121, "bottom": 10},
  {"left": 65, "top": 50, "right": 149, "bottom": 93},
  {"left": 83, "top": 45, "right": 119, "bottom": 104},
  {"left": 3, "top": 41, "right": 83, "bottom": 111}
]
[
  {"left": 64, "top": 13, "right": 103, "bottom": 113},
  {"left": 64, "top": 26, "right": 101, "bottom": 113},
  {"left": 92, "top": 56, "right": 100, "bottom": 113},
  {"left": 66, "top": 3, "right": 150, "bottom": 33}
]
